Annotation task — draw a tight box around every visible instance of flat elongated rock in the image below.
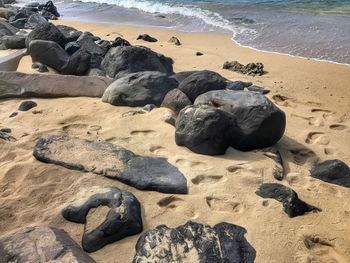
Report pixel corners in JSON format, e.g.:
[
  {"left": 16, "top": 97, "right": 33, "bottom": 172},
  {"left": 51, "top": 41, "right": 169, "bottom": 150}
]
[
  {"left": 62, "top": 186, "right": 142, "bottom": 253},
  {"left": 310, "top": 159, "right": 350, "bottom": 188},
  {"left": 0, "top": 71, "right": 113, "bottom": 98},
  {"left": 33, "top": 135, "right": 187, "bottom": 194},
  {"left": 256, "top": 183, "right": 320, "bottom": 217},
  {"left": 133, "top": 221, "right": 256, "bottom": 263},
  {"left": 0, "top": 226, "right": 96, "bottom": 263}
]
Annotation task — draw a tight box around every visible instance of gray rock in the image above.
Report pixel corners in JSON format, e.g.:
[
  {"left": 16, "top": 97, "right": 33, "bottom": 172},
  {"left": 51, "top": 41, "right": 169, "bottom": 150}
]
[
  {"left": 61, "top": 48, "right": 91, "bottom": 76},
  {"left": 310, "top": 159, "right": 350, "bottom": 188},
  {"left": 194, "top": 90, "right": 286, "bottom": 152},
  {"left": 178, "top": 70, "right": 228, "bottom": 102},
  {"left": 256, "top": 183, "right": 320, "bottom": 217},
  {"left": 57, "top": 24, "right": 82, "bottom": 42},
  {"left": 65, "top": 41, "right": 81, "bottom": 55},
  {"left": 246, "top": 85, "right": 270, "bottom": 94},
  {"left": 0, "top": 7, "right": 16, "bottom": 20},
  {"left": 112, "top": 36, "right": 131, "bottom": 47},
  {"left": 29, "top": 40, "right": 69, "bottom": 72},
  {"left": 0, "top": 20, "right": 18, "bottom": 38},
  {"left": 102, "top": 71, "right": 178, "bottom": 107},
  {"left": 175, "top": 104, "right": 235, "bottom": 155},
  {"left": 38, "top": 0, "right": 60, "bottom": 18},
  {"left": 3, "top": 34, "right": 25, "bottom": 49},
  {"left": 26, "top": 22, "right": 66, "bottom": 48},
  {"left": 32, "top": 62, "right": 48, "bottom": 72},
  {"left": 0, "top": 71, "right": 113, "bottom": 98},
  {"left": 25, "top": 13, "right": 47, "bottom": 29},
  {"left": 161, "top": 88, "right": 192, "bottom": 114},
  {"left": 137, "top": 34, "right": 157, "bottom": 42},
  {"left": 223, "top": 61, "right": 265, "bottom": 76},
  {"left": 9, "top": 18, "right": 27, "bottom": 30},
  {"left": 62, "top": 186, "right": 142, "bottom": 253},
  {"left": 33, "top": 135, "right": 188, "bottom": 194},
  {"left": 77, "top": 32, "right": 108, "bottom": 68},
  {"left": 133, "top": 221, "right": 256, "bottom": 263},
  {"left": 173, "top": 70, "right": 198, "bottom": 83},
  {"left": 143, "top": 104, "right": 156, "bottom": 112},
  {"left": 18, "top": 100, "right": 37, "bottom": 111},
  {"left": 226, "top": 80, "right": 252, "bottom": 91},
  {"left": 168, "top": 36, "right": 181, "bottom": 46},
  {"left": 101, "top": 46, "right": 173, "bottom": 78},
  {"left": 0, "top": 226, "right": 96, "bottom": 263}
]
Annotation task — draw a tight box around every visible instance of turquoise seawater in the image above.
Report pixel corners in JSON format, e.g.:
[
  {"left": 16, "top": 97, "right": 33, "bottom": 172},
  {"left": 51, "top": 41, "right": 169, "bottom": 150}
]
[{"left": 47, "top": 0, "right": 350, "bottom": 64}]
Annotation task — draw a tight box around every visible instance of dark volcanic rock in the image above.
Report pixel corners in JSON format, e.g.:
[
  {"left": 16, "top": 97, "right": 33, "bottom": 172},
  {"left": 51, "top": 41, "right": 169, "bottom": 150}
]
[
  {"left": 173, "top": 70, "right": 198, "bottom": 83},
  {"left": 29, "top": 40, "right": 69, "bottom": 72},
  {"left": 177, "top": 70, "right": 228, "bottom": 102},
  {"left": 102, "top": 71, "right": 178, "bottom": 107},
  {"left": 3, "top": 35, "right": 26, "bottom": 49},
  {"left": 161, "top": 88, "right": 192, "bottom": 114},
  {"left": 101, "top": 46, "right": 174, "bottom": 78},
  {"left": 112, "top": 36, "right": 131, "bottom": 47},
  {"left": 77, "top": 32, "right": 108, "bottom": 68},
  {"left": 175, "top": 104, "right": 235, "bottom": 155},
  {"left": 133, "top": 221, "right": 256, "bottom": 263},
  {"left": 18, "top": 100, "right": 37, "bottom": 111},
  {"left": 32, "top": 62, "right": 49, "bottom": 72},
  {"left": 62, "top": 186, "right": 142, "bottom": 253},
  {"left": 26, "top": 22, "right": 66, "bottom": 48},
  {"left": 0, "top": 20, "right": 18, "bottom": 38},
  {"left": 226, "top": 80, "right": 252, "bottom": 91},
  {"left": 194, "top": 90, "right": 286, "bottom": 151},
  {"left": 57, "top": 24, "right": 82, "bottom": 42},
  {"left": 310, "top": 159, "right": 350, "bottom": 188},
  {"left": 137, "top": 34, "right": 157, "bottom": 42},
  {"left": 33, "top": 135, "right": 188, "bottom": 194},
  {"left": 223, "top": 61, "right": 264, "bottom": 76},
  {"left": 61, "top": 49, "right": 91, "bottom": 76},
  {"left": 65, "top": 41, "right": 81, "bottom": 55},
  {"left": 256, "top": 183, "right": 320, "bottom": 217},
  {"left": 38, "top": 0, "right": 60, "bottom": 18},
  {"left": 25, "top": 13, "right": 47, "bottom": 29},
  {"left": 0, "top": 226, "right": 96, "bottom": 263},
  {"left": 196, "top": 51, "right": 204, "bottom": 56}
]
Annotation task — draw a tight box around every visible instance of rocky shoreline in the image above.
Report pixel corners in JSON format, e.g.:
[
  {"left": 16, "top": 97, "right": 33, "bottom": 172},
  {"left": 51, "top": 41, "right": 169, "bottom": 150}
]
[{"left": 1, "top": 1, "right": 350, "bottom": 263}]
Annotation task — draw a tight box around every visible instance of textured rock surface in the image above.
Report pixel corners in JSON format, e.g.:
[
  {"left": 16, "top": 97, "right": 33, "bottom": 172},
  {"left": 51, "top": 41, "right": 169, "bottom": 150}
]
[
  {"left": 177, "top": 70, "right": 228, "bottom": 102},
  {"left": 62, "top": 186, "right": 142, "bottom": 252},
  {"left": 102, "top": 71, "right": 178, "bottom": 107},
  {"left": 223, "top": 61, "right": 264, "bottom": 76},
  {"left": 25, "top": 22, "right": 66, "bottom": 48},
  {"left": 33, "top": 135, "right": 188, "bottom": 194},
  {"left": 101, "top": 46, "right": 173, "bottom": 78},
  {"left": 0, "top": 71, "right": 113, "bottom": 98},
  {"left": 161, "top": 88, "right": 192, "bottom": 114},
  {"left": 310, "top": 159, "right": 350, "bottom": 188},
  {"left": 194, "top": 90, "right": 286, "bottom": 151},
  {"left": 0, "top": 226, "right": 96, "bottom": 263},
  {"left": 133, "top": 221, "right": 256, "bottom": 263},
  {"left": 256, "top": 183, "right": 320, "bottom": 217}
]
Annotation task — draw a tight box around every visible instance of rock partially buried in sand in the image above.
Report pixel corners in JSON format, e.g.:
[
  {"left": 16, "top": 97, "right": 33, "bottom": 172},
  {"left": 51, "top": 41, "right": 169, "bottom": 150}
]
[
  {"left": 18, "top": 100, "right": 37, "bottom": 111},
  {"left": 168, "top": 36, "right": 181, "bottom": 46},
  {"left": 195, "top": 90, "right": 286, "bottom": 152},
  {"left": 310, "top": 159, "right": 350, "bottom": 188},
  {"left": 101, "top": 45, "right": 174, "bottom": 78},
  {"left": 33, "top": 135, "right": 187, "bottom": 194},
  {"left": 62, "top": 186, "right": 142, "bottom": 253},
  {"left": 137, "top": 34, "right": 158, "bottom": 42},
  {"left": 256, "top": 183, "right": 320, "bottom": 218},
  {"left": 102, "top": 71, "right": 178, "bottom": 107},
  {"left": 223, "top": 61, "right": 264, "bottom": 76},
  {"left": 0, "top": 226, "right": 96, "bottom": 263},
  {"left": 133, "top": 221, "right": 256, "bottom": 263}
]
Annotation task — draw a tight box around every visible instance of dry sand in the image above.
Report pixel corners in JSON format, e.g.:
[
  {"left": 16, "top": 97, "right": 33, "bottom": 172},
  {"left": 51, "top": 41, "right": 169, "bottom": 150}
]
[{"left": 1, "top": 20, "right": 350, "bottom": 262}]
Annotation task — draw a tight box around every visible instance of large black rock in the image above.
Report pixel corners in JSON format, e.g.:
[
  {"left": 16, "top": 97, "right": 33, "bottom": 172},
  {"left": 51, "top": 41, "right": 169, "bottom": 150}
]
[
  {"left": 161, "top": 88, "right": 192, "bottom": 114},
  {"left": 25, "top": 13, "right": 47, "bottom": 29},
  {"left": 102, "top": 71, "right": 178, "bottom": 107},
  {"left": 33, "top": 135, "right": 187, "bottom": 194},
  {"left": 62, "top": 186, "right": 142, "bottom": 253},
  {"left": 256, "top": 183, "right": 320, "bottom": 217},
  {"left": 38, "top": 0, "right": 60, "bottom": 18},
  {"left": 25, "top": 22, "right": 66, "bottom": 48},
  {"left": 0, "top": 226, "right": 96, "bottom": 263},
  {"left": 28, "top": 40, "right": 69, "bottom": 72},
  {"left": 101, "top": 46, "right": 174, "bottom": 78},
  {"left": 57, "top": 25, "right": 82, "bottom": 42},
  {"left": 194, "top": 90, "right": 286, "bottom": 152},
  {"left": 177, "top": 70, "right": 228, "bottom": 102},
  {"left": 310, "top": 159, "right": 350, "bottom": 188},
  {"left": 133, "top": 221, "right": 256, "bottom": 263},
  {"left": 175, "top": 104, "right": 235, "bottom": 155},
  {"left": 61, "top": 48, "right": 91, "bottom": 76},
  {"left": 0, "top": 20, "right": 18, "bottom": 38}
]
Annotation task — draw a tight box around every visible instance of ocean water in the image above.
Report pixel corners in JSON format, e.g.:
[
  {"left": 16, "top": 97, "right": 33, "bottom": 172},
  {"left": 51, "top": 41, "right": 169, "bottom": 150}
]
[{"left": 24, "top": 0, "right": 350, "bottom": 64}]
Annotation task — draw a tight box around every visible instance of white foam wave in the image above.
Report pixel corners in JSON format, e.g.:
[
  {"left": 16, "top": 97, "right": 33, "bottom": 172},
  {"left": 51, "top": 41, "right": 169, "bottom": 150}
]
[{"left": 74, "top": 0, "right": 239, "bottom": 33}]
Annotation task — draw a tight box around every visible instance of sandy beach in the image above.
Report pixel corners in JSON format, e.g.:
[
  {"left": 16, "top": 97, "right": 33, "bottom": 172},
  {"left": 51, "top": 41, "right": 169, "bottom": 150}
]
[{"left": 1, "top": 17, "right": 350, "bottom": 263}]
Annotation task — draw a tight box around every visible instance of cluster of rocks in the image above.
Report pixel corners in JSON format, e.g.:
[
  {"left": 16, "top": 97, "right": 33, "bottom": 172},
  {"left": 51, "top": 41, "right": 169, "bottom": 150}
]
[{"left": 223, "top": 61, "right": 265, "bottom": 76}]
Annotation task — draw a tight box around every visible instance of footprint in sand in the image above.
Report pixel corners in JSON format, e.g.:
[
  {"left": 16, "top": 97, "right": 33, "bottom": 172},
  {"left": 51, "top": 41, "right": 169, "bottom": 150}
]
[
  {"left": 311, "top": 108, "right": 332, "bottom": 113},
  {"left": 191, "top": 174, "right": 225, "bottom": 185},
  {"left": 89, "top": 125, "right": 102, "bottom": 131},
  {"left": 290, "top": 148, "right": 317, "bottom": 165},
  {"left": 62, "top": 123, "right": 89, "bottom": 135},
  {"left": 105, "top": 136, "right": 132, "bottom": 143},
  {"left": 329, "top": 124, "right": 348, "bottom": 131},
  {"left": 205, "top": 196, "right": 244, "bottom": 213},
  {"left": 157, "top": 195, "right": 184, "bottom": 208},
  {"left": 305, "top": 132, "right": 330, "bottom": 145},
  {"left": 324, "top": 147, "right": 339, "bottom": 156},
  {"left": 272, "top": 94, "right": 295, "bottom": 107},
  {"left": 290, "top": 114, "right": 324, "bottom": 127},
  {"left": 302, "top": 236, "right": 350, "bottom": 263},
  {"left": 226, "top": 163, "right": 247, "bottom": 173},
  {"left": 149, "top": 145, "right": 169, "bottom": 156},
  {"left": 130, "top": 130, "right": 157, "bottom": 137},
  {"left": 175, "top": 159, "right": 210, "bottom": 170}
]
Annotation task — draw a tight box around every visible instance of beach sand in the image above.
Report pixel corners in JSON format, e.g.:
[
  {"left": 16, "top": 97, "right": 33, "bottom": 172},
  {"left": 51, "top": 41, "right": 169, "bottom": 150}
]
[{"left": 1, "top": 20, "right": 350, "bottom": 262}]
